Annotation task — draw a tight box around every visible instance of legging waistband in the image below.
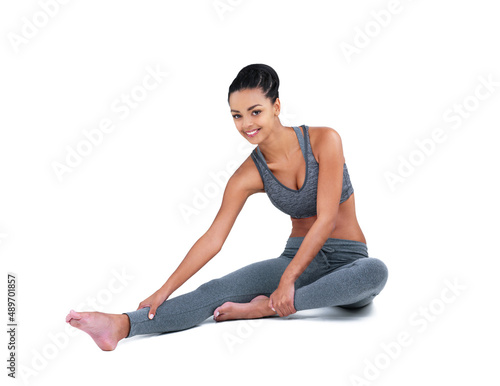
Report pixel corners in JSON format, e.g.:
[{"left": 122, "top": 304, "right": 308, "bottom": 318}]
[{"left": 285, "top": 236, "right": 368, "bottom": 256}]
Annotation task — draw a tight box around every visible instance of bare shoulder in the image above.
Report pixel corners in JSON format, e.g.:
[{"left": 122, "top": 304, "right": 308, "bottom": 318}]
[
  {"left": 307, "top": 126, "right": 344, "bottom": 162},
  {"left": 227, "top": 152, "right": 265, "bottom": 195},
  {"left": 308, "top": 125, "right": 341, "bottom": 141}
]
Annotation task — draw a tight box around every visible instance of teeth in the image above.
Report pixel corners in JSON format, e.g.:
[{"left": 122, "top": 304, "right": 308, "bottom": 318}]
[{"left": 246, "top": 129, "right": 259, "bottom": 135}]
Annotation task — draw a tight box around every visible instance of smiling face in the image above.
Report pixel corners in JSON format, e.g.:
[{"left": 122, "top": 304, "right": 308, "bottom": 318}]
[{"left": 229, "top": 88, "right": 280, "bottom": 142}]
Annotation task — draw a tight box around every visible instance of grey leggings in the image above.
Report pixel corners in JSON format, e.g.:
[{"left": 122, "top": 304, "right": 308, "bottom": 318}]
[{"left": 123, "top": 237, "right": 388, "bottom": 338}]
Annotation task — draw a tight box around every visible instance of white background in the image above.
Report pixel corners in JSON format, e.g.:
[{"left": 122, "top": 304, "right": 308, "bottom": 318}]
[{"left": 1, "top": 0, "right": 499, "bottom": 385}]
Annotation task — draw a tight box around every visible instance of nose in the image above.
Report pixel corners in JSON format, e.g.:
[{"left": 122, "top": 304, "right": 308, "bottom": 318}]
[{"left": 242, "top": 116, "right": 255, "bottom": 131}]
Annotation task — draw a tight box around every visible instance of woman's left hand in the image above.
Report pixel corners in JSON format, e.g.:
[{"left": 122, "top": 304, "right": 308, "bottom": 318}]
[{"left": 269, "top": 281, "right": 296, "bottom": 317}]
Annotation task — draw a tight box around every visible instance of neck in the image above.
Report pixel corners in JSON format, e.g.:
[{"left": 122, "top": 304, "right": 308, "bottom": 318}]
[{"left": 257, "top": 123, "right": 298, "bottom": 163}]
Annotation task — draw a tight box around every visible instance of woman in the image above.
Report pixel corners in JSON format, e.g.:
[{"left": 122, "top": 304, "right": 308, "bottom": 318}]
[{"left": 66, "top": 63, "right": 388, "bottom": 351}]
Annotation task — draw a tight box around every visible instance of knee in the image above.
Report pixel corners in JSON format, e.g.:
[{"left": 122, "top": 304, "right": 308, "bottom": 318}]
[
  {"left": 196, "top": 277, "right": 227, "bottom": 294},
  {"left": 362, "top": 258, "right": 389, "bottom": 291},
  {"left": 197, "top": 278, "right": 219, "bottom": 293}
]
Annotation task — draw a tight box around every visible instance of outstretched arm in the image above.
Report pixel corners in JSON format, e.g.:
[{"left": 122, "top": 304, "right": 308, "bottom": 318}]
[
  {"left": 269, "top": 127, "right": 345, "bottom": 317},
  {"left": 160, "top": 167, "right": 255, "bottom": 298},
  {"left": 138, "top": 158, "right": 259, "bottom": 319}
]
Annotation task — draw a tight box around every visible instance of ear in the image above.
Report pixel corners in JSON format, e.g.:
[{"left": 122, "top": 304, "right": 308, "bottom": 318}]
[{"left": 273, "top": 97, "right": 281, "bottom": 116}]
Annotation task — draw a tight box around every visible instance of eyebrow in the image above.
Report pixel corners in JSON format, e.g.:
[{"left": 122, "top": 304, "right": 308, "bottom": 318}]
[{"left": 230, "top": 104, "right": 263, "bottom": 113}]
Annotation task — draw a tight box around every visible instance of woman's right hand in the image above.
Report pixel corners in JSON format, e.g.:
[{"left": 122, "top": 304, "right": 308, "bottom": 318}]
[{"left": 137, "top": 288, "right": 169, "bottom": 320}]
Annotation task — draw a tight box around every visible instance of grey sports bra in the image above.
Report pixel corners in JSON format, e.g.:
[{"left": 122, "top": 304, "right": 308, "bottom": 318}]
[{"left": 250, "top": 125, "right": 354, "bottom": 219}]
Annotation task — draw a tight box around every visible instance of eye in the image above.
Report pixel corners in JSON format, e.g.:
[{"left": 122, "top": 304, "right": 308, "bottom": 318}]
[{"left": 232, "top": 110, "right": 261, "bottom": 119}]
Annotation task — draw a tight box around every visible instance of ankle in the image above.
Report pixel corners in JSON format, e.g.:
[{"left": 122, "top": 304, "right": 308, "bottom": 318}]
[{"left": 118, "top": 314, "right": 131, "bottom": 340}]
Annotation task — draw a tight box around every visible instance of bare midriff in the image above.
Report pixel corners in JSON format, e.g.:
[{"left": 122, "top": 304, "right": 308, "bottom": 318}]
[{"left": 288, "top": 193, "right": 367, "bottom": 244}]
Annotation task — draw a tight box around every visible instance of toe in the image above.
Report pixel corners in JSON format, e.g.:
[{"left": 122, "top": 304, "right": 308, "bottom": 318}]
[
  {"left": 69, "top": 318, "right": 81, "bottom": 328},
  {"left": 70, "top": 310, "right": 82, "bottom": 319}
]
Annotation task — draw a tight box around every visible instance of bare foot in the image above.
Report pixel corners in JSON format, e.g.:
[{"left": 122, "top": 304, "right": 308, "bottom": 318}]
[
  {"left": 65, "top": 309, "right": 130, "bottom": 351},
  {"left": 213, "top": 295, "right": 277, "bottom": 322}
]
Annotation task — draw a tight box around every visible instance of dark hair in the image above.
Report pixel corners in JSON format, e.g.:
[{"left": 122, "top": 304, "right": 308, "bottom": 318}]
[{"left": 227, "top": 63, "right": 280, "bottom": 105}]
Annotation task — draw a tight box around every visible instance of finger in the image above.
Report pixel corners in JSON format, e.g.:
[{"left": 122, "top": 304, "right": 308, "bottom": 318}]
[
  {"left": 213, "top": 307, "right": 221, "bottom": 321},
  {"left": 269, "top": 299, "right": 276, "bottom": 312},
  {"left": 148, "top": 305, "right": 157, "bottom": 319},
  {"left": 137, "top": 300, "right": 151, "bottom": 310},
  {"left": 275, "top": 301, "right": 284, "bottom": 316}
]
